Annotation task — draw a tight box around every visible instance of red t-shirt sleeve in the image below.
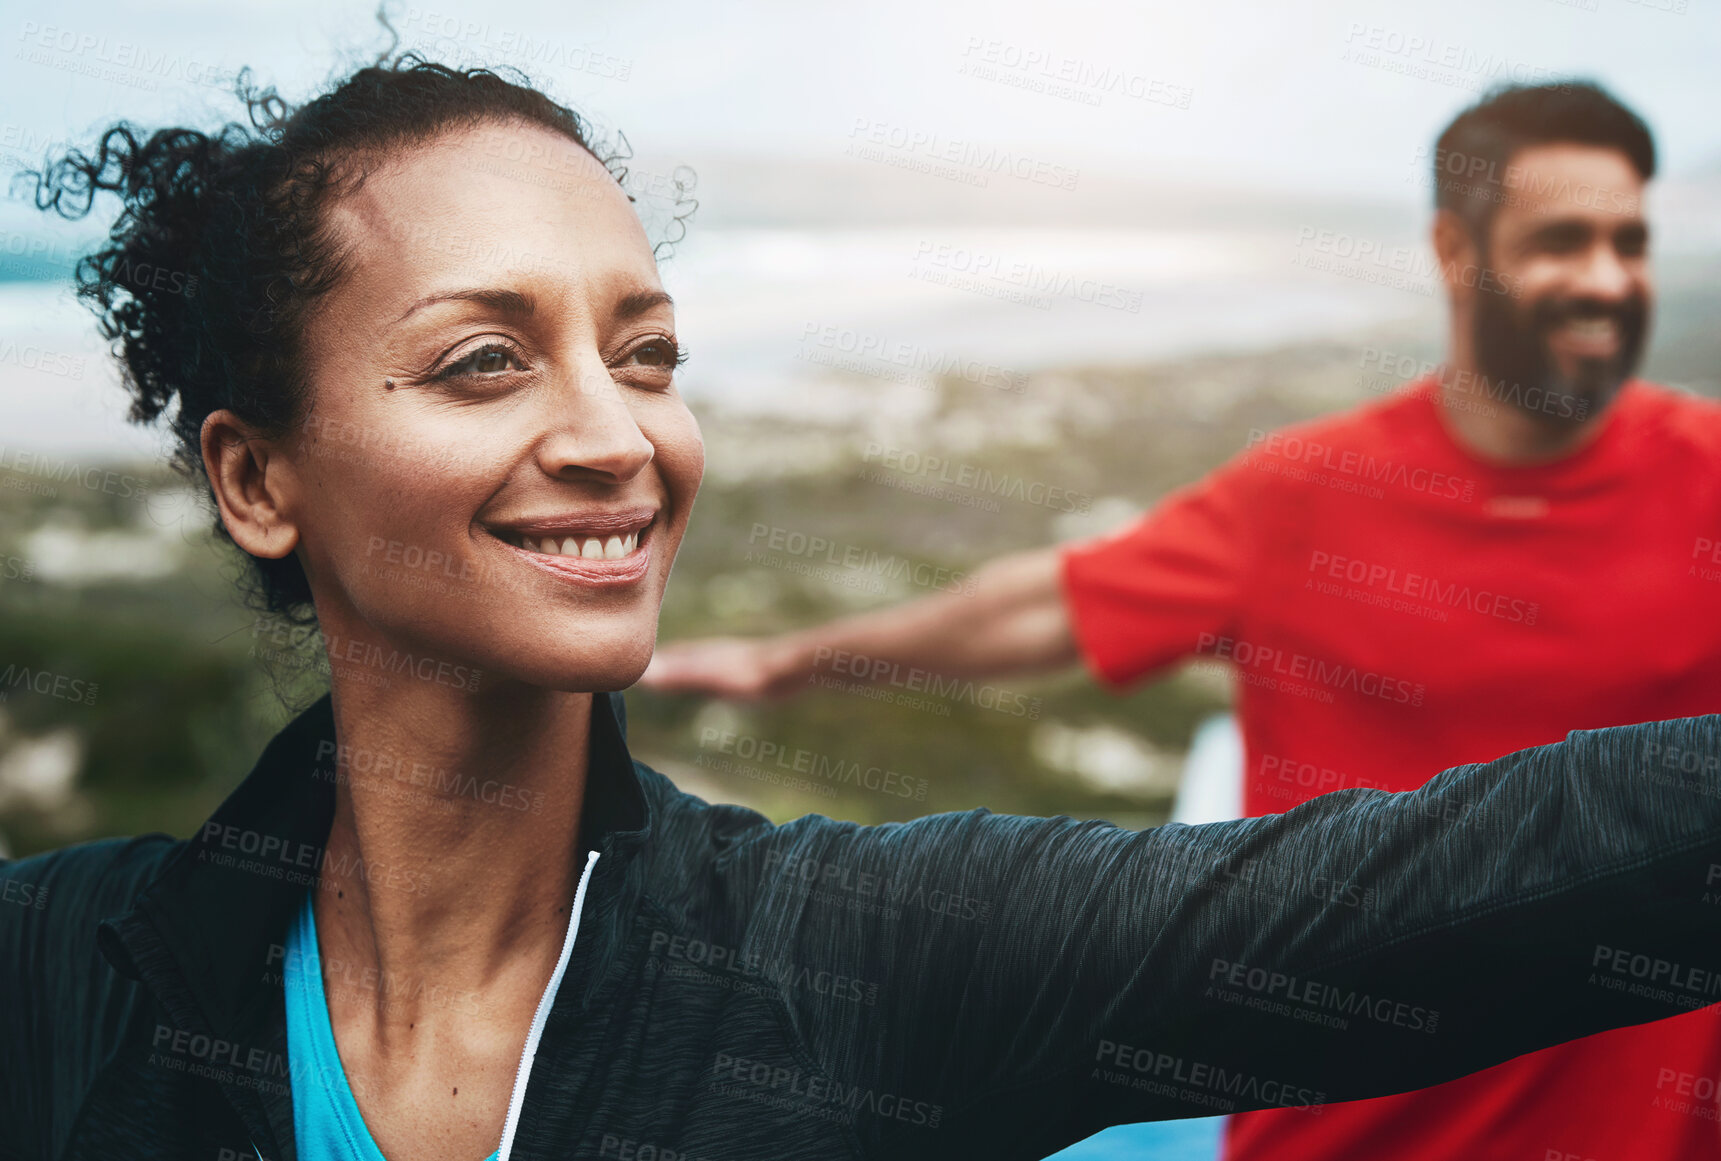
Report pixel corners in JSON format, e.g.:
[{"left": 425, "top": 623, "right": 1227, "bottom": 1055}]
[{"left": 1059, "top": 457, "right": 1253, "bottom": 689}]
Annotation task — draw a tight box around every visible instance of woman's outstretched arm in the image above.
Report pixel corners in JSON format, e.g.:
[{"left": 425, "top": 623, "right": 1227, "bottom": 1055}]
[{"left": 732, "top": 714, "right": 1721, "bottom": 1158}]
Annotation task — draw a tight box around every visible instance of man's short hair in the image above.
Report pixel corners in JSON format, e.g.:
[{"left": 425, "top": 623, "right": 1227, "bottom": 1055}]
[{"left": 1432, "top": 81, "right": 1655, "bottom": 241}]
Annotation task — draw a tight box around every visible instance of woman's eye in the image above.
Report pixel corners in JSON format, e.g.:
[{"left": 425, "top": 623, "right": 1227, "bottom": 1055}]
[
  {"left": 438, "top": 342, "right": 526, "bottom": 380},
  {"left": 626, "top": 338, "right": 686, "bottom": 369}
]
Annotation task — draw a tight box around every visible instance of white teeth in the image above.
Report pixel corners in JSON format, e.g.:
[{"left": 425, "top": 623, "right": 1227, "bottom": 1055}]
[{"left": 513, "top": 529, "right": 643, "bottom": 557}]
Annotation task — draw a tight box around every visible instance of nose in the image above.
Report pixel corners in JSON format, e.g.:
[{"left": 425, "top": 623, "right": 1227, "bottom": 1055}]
[
  {"left": 534, "top": 358, "right": 655, "bottom": 484},
  {"left": 1568, "top": 239, "right": 1636, "bottom": 304}
]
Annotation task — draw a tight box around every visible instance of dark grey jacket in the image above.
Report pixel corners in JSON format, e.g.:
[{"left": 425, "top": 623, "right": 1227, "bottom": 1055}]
[{"left": 4, "top": 691, "right": 1721, "bottom": 1160}]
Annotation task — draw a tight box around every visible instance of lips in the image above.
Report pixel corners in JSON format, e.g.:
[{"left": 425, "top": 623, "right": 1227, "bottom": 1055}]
[
  {"left": 484, "top": 506, "right": 656, "bottom": 583},
  {"left": 1547, "top": 315, "right": 1621, "bottom": 360},
  {"left": 1534, "top": 296, "right": 1645, "bottom": 368}
]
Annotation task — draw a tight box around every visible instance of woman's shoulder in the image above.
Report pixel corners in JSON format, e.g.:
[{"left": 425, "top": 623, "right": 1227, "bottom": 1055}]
[
  {"left": 0, "top": 834, "right": 180, "bottom": 1146},
  {"left": 632, "top": 759, "right": 777, "bottom": 847},
  {"left": 1, "top": 832, "right": 180, "bottom": 959}
]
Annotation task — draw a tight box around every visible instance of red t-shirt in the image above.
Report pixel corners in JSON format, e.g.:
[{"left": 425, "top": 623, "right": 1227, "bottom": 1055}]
[{"left": 1060, "top": 378, "right": 1721, "bottom": 1161}]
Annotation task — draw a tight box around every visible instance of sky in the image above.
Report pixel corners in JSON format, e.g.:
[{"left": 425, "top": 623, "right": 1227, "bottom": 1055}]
[{"left": 3, "top": 0, "right": 1719, "bottom": 201}]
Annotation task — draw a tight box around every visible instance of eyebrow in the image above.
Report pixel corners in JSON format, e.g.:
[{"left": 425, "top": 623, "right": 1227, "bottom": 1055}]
[
  {"left": 616, "top": 289, "right": 675, "bottom": 319},
  {"left": 393, "top": 287, "right": 673, "bottom": 325},
  {"left": 396, "top": 288, "right": 537, "bottom": 325},
  {"left": 1520, "top": 215, "right": 1645, "bottom": 249}
]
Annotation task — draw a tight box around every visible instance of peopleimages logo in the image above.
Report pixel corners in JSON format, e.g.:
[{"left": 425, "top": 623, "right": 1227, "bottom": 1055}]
[
  {"left": 648, "top": 929, "right": 879, "bottom": 1006},
  {"left": 1245, "top": 429, "right": 1478, "bottom": 503},
  {"left": 1306, "top": 549, "right": 1540, "bottom": 625},
  {"left": 320, "top": 630, "right": 483, "bottom": 693},
  {"left": 861, "top": 442, "right": 1092, "bottom": 514},
  {"left": 910, "top": 241, "right": 1145, "bottom": 313},
  {"left": 710, "top": 1053, "right": 943, "bottom": 1128},
  {"left": 763, "top": 850, "right": 992, "bottom": 924},
  {"left": 846, "top": 117, "right": 1080, "bottom": 190},
  {"left": 1207, "top": 958, "right": 1439, "bottom": 1034},
  {"left": 1590, "top": 943, "right": 1721, "bottom": 1013},
  {"left": 1337, "top": 23, "right": 1571, "bottom": 93},
  {"left": 1, "top": 878, "right": 48, "bottom": 910},
  {"left": 1356, "top": 348, "right": 1589, "bottom": 421},
  {"left": 799, "top": 322, "right": 1029, "bottom": 394},
  {"left": 745, "top": 524, "right": 978, "bottom": 597},
  {"left": 0, "top": 663, "right": 98, "bottom": 706},
  {"left": 1292, "top": 227, "right": 1517, "bottom": 297},
  {"left": 811, "top": 646, "right": 1043, "bottom": 719},
  {"left": 312, "top": 739, "right": 545, "bottom": 813},
  {"left": 598, "top": 1134, "right": 719, "bottom": 1161},
  {"left": 956, "top": 37, "right": 1194, "bottom": 109},
  {"left": 697, "top": 727, "right": 929, "bottom": 801},
  {"left": 0, "top": 445, "right": 148, "bottom": 499},
  {"left": 196, "top": 821, "right": 424, "bottom": 895},
  {"left": 1196, "top": 633, "right": 1426, "bottom": 708},
  {"left": 1258, "top": 752, "right": 1385, "bottom": 795},
  {"left": 0, "top": 341, "right": 86, "bottom": 380},
  {"left": 1093, "top": 1040, "right": 1326, "bottom": 1112}
]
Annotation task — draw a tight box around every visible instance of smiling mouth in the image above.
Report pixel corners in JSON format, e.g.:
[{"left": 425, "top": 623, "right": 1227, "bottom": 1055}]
[
  {"left": 1551, "top": 315, "right": 1621, "bottom": 357},
  {"left": 503, "top": 529, "right": 643, "bottom": 560},
  {"left": 482, "top": 509, "right": 656, "bottom": 583}
]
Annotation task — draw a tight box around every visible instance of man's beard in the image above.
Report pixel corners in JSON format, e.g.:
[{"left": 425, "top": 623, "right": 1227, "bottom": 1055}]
[{"left": 1470, "top": 282, "right": 1649, "bottom": 428}]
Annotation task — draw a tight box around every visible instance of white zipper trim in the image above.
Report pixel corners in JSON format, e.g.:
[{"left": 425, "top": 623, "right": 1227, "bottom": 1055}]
[{"left": 496, "top": 848, "right": 601, "bottom": 1161}]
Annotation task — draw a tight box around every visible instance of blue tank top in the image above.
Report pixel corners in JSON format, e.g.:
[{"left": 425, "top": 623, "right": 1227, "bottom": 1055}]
[{"left": 283, "top": 894, "right": 499, "bottom": 1161}]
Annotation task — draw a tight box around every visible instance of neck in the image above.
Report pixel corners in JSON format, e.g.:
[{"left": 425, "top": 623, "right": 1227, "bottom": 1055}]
[
  {"left": 1436, "top": 325, "right": 1613, "bottom": 465},
  {"left": 310, "top": 658, "right": 594, "bottom": 1035}
]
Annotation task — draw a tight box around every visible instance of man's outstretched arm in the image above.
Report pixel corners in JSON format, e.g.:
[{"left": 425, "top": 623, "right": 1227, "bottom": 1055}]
[{"left": 640, "top": 545, "right": 1079, "bottom": 700}]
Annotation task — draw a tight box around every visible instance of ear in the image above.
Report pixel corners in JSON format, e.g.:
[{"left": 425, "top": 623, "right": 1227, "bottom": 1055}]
[
  {"left": 1433, "top": 208, "right": 1482, "bottom": 298},
  {"left": 200, "top": 409, "right": 301, "bottom": 559}
]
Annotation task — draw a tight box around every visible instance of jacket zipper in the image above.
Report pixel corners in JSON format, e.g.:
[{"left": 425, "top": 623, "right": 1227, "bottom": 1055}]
[{"left": 496, "top": 848, "right": 602, "bottom": 1161}]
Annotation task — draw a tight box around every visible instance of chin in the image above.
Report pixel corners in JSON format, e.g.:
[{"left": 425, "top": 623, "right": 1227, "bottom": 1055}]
[
  {"left": 443, "top": 624, "right": 656, "bottom": 695},
  {"left": 544, "top": 645, "right": 655, "bottom": 694}
]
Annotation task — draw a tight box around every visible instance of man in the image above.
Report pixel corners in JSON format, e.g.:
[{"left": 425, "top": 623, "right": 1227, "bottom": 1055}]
[{"left": 643, "top": 82, "right": 1721, "bottom": 1159}]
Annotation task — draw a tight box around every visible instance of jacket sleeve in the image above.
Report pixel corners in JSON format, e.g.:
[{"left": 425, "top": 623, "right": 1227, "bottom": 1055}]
[
  {"left": 0, "top": 836, "right": 172, "bottom": 1161},
  {"left": 735, "top": 713, "right": 1721, "bottom": 1159}
]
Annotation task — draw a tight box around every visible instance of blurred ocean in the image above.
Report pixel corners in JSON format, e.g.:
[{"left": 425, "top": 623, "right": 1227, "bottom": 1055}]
[
  {"left": 659, "top": 224, "right": 1439, "bottom": 416},
  {"left": 8, "top": 156, "right": 1720, "bottom": 454},
  {"left": 0, "top": 220, "right": 1444, "bottom": 456}
]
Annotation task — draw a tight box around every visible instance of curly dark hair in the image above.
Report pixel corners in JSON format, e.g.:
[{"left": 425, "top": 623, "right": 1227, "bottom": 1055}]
[{"left": 19, "top": 52, "right": 692, "bottom": 626}]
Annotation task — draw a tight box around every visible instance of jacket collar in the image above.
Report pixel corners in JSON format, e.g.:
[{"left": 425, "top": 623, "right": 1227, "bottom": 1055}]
[{"left": 94, "top": 689, "right": 648, "bottom": 1156}]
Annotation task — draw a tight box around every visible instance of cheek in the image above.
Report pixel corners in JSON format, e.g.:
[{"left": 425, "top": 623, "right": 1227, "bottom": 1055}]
[
  {"left": 322, "top": 462, "right": 479, "bottom": 586},
  {"left": 292, "top": 405, "right": 503, "bottom": 563},
  {"left": 649, "top": 407, "right": 705, "bottom": 497},
  {"left": 1500, "top": 272, "right": 1563, "bottom": 328},
  {"left": 1516, "top": 258, "right": 1583, "bottom": 302}
]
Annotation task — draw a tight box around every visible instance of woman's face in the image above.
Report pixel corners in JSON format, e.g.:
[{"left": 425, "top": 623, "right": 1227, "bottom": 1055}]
[{"left": 280, "top": 119, "right": 703, "bottom": 693}]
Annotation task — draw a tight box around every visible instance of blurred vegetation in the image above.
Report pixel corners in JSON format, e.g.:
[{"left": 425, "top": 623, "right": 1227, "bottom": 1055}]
[{"left": 0, "top": 472, "right": 302, "bottom": 854}]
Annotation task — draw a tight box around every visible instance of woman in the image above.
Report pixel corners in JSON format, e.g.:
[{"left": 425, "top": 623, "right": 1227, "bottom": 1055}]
[{"left": 3, "top": 55, "right": 1719, "bottom": 1161}]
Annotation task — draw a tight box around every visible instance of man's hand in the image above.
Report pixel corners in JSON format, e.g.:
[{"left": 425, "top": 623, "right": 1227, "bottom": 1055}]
[
  {"left": 641, "top": 636, "right": 809, "bottom": 701},
  {"left": 639, "top": 546, "right": 1079, "bottom": 702}
]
